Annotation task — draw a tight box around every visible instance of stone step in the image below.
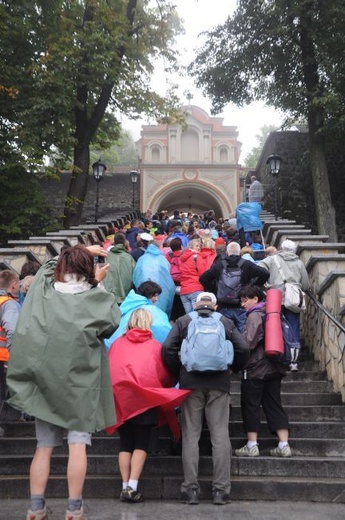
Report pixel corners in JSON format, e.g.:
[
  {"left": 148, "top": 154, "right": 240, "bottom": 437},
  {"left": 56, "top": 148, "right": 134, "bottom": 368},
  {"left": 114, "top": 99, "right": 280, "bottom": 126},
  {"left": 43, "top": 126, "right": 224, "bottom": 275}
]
[
  {"left": 230, "top": 393, "right": 342, "bottom": 406},
  {"left": 2, "top": 435, "right": 344, "bottom": 458},
  {"left": 230, "top": 380, "right": 334, "bottom": 393},
  {"left": 2, "top": 404, "right": 345, "bottom": 439},
  {"left": 1, "top": 454, "right": 345, "bottom": 478},
  {"left": 163, "top": 475, "right": 345, "bottom": 503},
  {"left": 1, "top": 473, "right": 345, "bottom": 502},
  {"left": 2, "top": 418, "right": 345, "bottom": 452}
]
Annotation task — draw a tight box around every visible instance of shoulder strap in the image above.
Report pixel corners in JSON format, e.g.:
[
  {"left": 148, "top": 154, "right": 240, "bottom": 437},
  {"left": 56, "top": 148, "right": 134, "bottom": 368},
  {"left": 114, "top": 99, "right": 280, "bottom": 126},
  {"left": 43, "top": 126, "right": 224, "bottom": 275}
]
[
  {"left": 273, "top": 255, "right": 287, "bottom": 283},
  {"left": 238, "top": 258, "right": 245, "bottom": 268},
  {"left": 0, "top": 295, "right": 13, "bottom": 307},
  {"left": 189, "top": 311, "right": 198, "bottom": 321}
]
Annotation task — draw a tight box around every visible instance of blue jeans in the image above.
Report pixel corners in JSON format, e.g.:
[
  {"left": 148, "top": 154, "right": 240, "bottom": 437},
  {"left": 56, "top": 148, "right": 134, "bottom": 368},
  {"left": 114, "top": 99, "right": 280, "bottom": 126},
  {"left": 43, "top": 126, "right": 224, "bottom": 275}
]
[
  {"left": 218, "top": 307, "right": 246, "bottom": 333},
  {"left": 180, "top": 291, "right": 203, "bottom": 314},
  {"left": 282, "top": 307, "right": 301, "bottom": 346}
]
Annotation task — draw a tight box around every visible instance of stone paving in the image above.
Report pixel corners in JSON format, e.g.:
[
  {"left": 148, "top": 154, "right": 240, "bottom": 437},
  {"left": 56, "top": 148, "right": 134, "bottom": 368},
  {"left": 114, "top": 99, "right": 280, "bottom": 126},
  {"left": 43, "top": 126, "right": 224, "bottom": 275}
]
[{"left": 1, "top": 499, "right": 345, "bottom": 520}]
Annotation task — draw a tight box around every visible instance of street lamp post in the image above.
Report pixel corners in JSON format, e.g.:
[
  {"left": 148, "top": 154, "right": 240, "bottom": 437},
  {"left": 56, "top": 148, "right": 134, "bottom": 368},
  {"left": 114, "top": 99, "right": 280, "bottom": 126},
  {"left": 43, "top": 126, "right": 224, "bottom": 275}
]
[
  {"left": 92, "top": 158, "right": 106, "bottom": 223},
  {"left": 266, "top": 154, "right": 282, "bottom": 220},
  {"left": 130, "top": 170, "right": 139, "bottom": 210}
]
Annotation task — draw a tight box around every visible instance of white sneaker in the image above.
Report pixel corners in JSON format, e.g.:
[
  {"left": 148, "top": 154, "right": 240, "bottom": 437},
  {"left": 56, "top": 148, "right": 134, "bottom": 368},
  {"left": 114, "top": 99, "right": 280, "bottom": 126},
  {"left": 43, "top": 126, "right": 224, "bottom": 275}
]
[
  {"left": 289, "top": 363, "right": 298, "bottom": 372},
  {"left": 270, "top": 444, "right": 292, "bottom": 457},
  {"left": 235, "top": 444, "right": 259, "bottom": 457}
]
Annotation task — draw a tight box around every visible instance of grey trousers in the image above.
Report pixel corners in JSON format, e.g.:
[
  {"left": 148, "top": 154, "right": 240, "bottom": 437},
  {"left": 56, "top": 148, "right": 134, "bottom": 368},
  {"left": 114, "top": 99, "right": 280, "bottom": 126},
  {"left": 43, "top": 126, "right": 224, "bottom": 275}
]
[{"left": 180, "top": 388, "right": 231, "bottom": 494}]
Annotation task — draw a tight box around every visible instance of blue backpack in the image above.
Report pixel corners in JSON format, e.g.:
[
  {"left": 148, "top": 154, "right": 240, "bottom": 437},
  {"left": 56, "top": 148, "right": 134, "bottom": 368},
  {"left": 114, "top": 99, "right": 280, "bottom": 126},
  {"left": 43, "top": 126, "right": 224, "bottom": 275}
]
[
  {"left": 181, "top": 311, "right": 234, "bottom": 372},
  {"left": 263, "top": 313, "right": 300, "bottom": 365}
]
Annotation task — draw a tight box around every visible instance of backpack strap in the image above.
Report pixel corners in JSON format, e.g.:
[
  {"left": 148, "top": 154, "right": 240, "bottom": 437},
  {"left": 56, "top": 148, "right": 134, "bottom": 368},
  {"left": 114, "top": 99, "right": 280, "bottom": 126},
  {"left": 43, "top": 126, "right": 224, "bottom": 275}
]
[{"left": 273, "top": 255, "right": 296, "bottom": 284}]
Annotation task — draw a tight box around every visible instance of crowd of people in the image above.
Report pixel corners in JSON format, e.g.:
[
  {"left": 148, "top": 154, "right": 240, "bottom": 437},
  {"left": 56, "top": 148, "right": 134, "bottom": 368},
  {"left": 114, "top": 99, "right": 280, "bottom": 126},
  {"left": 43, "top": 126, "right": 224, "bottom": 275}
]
[{"left": 0, "top": 207, "right": 310, "bottom": 517}]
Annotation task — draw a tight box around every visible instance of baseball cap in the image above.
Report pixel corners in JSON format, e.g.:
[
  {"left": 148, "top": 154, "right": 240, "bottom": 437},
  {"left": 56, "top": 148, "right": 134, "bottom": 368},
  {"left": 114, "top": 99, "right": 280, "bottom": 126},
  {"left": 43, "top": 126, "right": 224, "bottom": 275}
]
[
  {"left": 139, "top": 232, "right": 154, "bottom": 242},
  {"left": 195, "top": 292, "right": 217, "bottom": 311}
]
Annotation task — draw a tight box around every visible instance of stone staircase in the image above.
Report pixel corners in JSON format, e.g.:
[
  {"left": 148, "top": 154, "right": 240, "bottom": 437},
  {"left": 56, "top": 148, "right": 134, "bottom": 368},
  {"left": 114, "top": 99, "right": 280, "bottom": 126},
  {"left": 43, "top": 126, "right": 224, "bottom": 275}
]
[{"left": 1, "top": 353, "right": 345, "bottom": 503}]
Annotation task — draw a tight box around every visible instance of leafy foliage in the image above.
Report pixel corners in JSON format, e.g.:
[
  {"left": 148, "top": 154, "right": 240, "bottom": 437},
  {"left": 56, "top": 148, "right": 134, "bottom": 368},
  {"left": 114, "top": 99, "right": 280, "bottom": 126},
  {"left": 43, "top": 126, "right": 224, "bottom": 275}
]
[
  {"left": 190, "top": 0, "right": 345, "bottom": 239},
  {"left": 0, "top": 0, "right": 184, "bottom": 228},
  {"left": 0, "top": 151, "right": 58, "bottom": 247}
]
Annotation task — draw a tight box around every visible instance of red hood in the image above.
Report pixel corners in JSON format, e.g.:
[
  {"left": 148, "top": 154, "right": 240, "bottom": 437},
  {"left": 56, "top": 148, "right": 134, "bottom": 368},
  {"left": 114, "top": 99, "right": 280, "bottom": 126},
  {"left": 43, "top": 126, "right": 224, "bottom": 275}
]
[
  {"left": 125, "top": 328, "right": 152, "bottom": 343},
  {"left": 181, "top": 248, "right": 198, "bottom": 263}
]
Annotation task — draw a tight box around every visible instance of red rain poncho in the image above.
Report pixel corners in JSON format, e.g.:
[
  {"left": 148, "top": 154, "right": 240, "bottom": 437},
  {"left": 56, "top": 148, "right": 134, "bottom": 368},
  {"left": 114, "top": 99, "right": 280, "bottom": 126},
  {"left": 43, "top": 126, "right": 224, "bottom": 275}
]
[{"left": 107, "top": 328, "right": 191, "bottom": 440}]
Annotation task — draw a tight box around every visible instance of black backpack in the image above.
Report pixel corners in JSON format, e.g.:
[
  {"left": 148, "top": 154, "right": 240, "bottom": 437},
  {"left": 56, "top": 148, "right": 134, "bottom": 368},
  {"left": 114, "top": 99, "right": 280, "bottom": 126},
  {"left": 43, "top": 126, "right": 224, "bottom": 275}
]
[{"left": 216, "top": 258, "right": 245, "bottom": 305}]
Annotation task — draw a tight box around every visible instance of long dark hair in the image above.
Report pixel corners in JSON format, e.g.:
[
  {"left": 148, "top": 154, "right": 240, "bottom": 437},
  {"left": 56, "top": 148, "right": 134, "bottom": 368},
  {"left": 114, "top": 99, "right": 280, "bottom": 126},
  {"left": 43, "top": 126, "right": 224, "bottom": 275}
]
[{"left": 54, "top": 245, "right": 98, "bottom": 287}]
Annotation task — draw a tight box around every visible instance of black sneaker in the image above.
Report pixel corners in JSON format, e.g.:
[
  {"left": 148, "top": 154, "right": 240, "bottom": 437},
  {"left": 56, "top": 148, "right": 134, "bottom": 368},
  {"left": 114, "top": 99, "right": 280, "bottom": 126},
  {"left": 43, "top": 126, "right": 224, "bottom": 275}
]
[
  {"left": 180, "top": 487, "right": 200, "bottom": 505},
  {"left": 213, "top": 489, "right": 231, "bottom": 505},
  {"left": 119, "top": 490, "right": 127, "bottom": 502},
  {"left": 121, "top": 486, "right": 144, "bottom": 503}
]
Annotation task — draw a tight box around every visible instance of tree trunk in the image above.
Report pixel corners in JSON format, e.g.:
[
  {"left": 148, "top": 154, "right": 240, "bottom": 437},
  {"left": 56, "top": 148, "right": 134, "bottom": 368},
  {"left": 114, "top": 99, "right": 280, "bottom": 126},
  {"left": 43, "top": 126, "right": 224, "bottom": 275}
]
[
  {"left": 308, "top": 112, "right": 337, "bottom": 241},
  {"left": 63, "top": 143, "right": 90, "bottom": 229},
  {"left": 299, "top": 3, "right": 337, "bottom": 241},
  {"left": 62, "top": 1, "right": 138, "bottom": 229}
]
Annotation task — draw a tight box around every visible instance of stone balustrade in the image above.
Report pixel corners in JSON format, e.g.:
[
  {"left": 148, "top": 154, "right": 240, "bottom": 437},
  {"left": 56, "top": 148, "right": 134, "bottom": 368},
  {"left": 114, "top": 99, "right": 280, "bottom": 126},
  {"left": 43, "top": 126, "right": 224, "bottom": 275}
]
[{"left": 262, "top": 218, "right": 345, "bottom": 401}]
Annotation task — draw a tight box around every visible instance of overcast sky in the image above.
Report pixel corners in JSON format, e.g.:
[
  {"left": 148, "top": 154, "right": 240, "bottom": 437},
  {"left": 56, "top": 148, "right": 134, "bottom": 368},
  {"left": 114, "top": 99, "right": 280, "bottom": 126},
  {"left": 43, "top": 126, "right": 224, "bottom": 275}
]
[{"left": 123, "top": 0, "right": 283, "bottom": 162}]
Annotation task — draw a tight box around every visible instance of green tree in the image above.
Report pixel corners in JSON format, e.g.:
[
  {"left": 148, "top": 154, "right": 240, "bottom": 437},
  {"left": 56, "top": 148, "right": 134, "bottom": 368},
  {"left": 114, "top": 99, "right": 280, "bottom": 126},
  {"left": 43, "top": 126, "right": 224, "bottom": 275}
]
[
  {"left": 0, "top": 0, "right": 182, "bottom": 228},
  {"left": 244, "top": 124, "right": 278, "bottom": 168},
  {"left": 191, "top": 0, "right": 345, "bottom": 241}
]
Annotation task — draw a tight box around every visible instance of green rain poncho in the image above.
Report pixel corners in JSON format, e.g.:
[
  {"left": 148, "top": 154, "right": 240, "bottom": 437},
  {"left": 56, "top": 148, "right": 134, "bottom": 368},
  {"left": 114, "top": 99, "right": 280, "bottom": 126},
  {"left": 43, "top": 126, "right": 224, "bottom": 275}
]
[{"left": 7, "top": 259, "right": 120, "bottom": 432}]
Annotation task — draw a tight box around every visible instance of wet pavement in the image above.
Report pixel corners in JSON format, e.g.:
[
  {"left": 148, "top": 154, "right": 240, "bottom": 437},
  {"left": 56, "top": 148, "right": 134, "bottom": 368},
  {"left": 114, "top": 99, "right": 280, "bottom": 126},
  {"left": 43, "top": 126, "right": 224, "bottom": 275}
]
[{"left": 1, "top": 498, "right": 345, "bottom": 520}]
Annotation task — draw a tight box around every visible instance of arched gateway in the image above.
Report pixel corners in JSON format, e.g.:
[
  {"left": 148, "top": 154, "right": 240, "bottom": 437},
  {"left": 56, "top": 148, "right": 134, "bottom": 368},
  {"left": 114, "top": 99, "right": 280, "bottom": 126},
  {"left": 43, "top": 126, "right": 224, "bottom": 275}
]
[{"left": 136, "top": 105, "right": 242, "bottom": 218}]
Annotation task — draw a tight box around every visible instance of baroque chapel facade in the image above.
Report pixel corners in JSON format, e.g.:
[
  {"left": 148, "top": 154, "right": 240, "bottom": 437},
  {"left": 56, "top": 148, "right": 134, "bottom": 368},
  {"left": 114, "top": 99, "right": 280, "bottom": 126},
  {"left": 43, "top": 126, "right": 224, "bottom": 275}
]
[{"left": 136, "top": 105, "right": 242, "bottom": 218}]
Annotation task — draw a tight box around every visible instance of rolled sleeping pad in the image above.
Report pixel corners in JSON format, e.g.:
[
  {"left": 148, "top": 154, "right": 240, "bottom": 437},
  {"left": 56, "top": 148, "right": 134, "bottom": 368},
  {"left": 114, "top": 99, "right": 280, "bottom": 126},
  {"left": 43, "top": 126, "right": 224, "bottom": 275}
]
[{"left": 265, "top": 288, "right": 284, "bottom": 357}]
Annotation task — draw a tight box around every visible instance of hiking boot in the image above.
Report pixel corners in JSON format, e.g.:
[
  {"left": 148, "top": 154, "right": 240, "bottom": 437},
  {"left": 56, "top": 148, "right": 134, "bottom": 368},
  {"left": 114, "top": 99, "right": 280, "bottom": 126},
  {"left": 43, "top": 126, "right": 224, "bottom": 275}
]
[
  {"left": 120, "top": 486, "right": 144, "bottom": 503},
  {"left": 212, "top": 489, "right": 231, "bottom": 505},
  {"left": 270, "top": 444, "right": 292, "bottom": 458},
  {"left": 65, "top": 507, "right": 85, "bottom": 520},
  {"left": 180, "top": 487, "right": 200, "bottom": 505},
  {"left": 234, "top": 444, "right": 259, "bottom": 457},
  {"left": 26, "top": 507, "right": 49, "bottom": 520},
  {"left": 289, "top": 363, "right": 298, "bottom": 372}
]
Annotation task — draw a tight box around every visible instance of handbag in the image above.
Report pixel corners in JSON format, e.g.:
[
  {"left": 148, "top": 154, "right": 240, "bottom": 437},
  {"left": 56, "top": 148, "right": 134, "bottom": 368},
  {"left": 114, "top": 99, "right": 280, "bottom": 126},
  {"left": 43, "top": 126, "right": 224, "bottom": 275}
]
[
  {"left": 273, "top": 256, "right": 306, "bottom": 313},
  {"left": 284, "top": 283, "right": 306, "bottom": 313}
]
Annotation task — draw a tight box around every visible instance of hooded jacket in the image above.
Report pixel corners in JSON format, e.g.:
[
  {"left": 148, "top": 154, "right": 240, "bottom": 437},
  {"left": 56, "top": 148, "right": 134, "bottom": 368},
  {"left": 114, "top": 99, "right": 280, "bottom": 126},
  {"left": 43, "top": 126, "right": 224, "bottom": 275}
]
[
  {"left": 258, "top": 251, "right": 309, "bottom": 299},
  {"left": 180, "top": 247, "right": 216, "bottom": 295},
  {"left": 133, "top": 244, "right": 175, "bottom": 316},
  {"left": 103, "top": 243, "right": 136, "bottom": 304},
  {"left": 107, "top": 328, "right": 191, "bottom": 439},
  {"left": 6, "top": 259, "right": 120, "bottom": 432},
  {"left": 104, "top": 289, "right": 172, "bottom": 348}
]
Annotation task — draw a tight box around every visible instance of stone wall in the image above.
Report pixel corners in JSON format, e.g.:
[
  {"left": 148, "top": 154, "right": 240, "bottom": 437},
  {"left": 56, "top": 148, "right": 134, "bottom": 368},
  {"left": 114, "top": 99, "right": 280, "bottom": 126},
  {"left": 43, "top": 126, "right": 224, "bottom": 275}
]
[
  {"left": 302, "top": 257, "right": 345, "bottom": 401},
  {"left": 256, "top": 131, "right": 345, "bottom": 242},
  {"left": 40, "top": 172, "right": 139, "bottom": 224}
]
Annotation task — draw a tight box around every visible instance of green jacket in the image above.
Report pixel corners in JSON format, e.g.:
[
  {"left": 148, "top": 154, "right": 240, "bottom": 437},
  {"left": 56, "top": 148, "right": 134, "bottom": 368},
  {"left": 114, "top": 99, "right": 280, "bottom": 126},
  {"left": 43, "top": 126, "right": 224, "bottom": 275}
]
[
  {"left": 7, "top": 259, "right": 120, "bottom": 432},
  {"left": 103, "top": 244, "right": 136, "bottom": 304}
]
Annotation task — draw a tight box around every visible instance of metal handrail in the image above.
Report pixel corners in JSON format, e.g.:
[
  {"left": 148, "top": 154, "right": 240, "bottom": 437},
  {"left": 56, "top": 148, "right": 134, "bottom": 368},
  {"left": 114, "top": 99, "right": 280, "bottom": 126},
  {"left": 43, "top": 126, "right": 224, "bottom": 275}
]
[{"left": 306, "top": 289, "right": 345, "bottom": 361}]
